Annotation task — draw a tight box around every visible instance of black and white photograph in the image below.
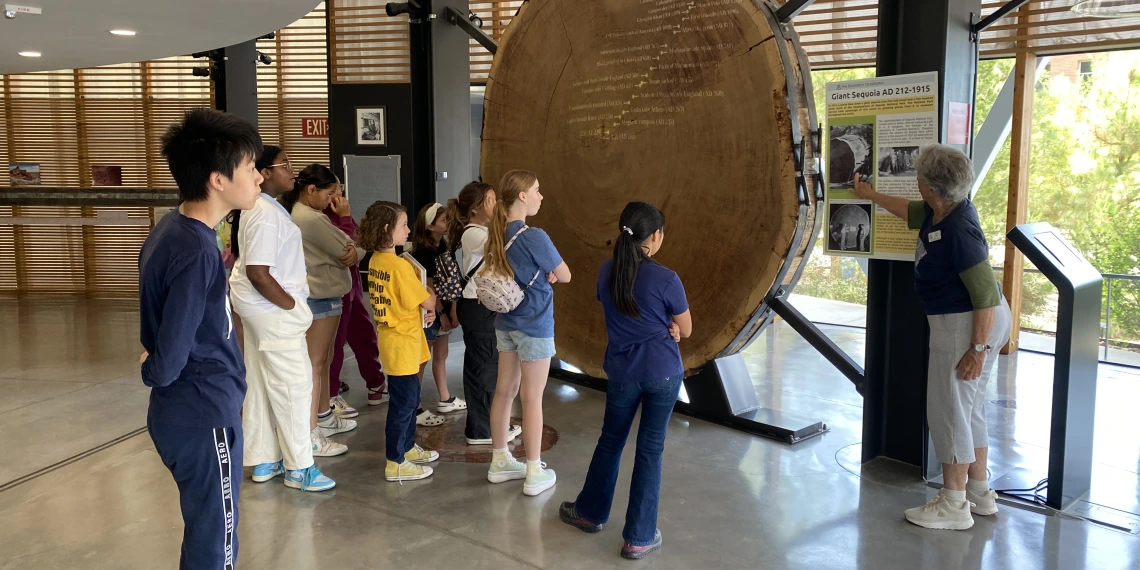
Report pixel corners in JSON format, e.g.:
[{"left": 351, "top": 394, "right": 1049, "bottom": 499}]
[
  {"left": 878, "top": 146, "right": 919, "bottom": 177},
  {"left": 828, "top": 202, "right": 873, "bottom": 253},
  {"left": 356, "top": 107, "right": 386, "bottom": 146},
  {"left": 828, "top": 123, "right": 873, "bottom": 189}
]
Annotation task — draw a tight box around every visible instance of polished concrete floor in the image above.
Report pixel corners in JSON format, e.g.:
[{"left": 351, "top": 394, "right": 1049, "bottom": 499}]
[{"left": 1, "top": 298, "right": 1139, "bottom": 569}]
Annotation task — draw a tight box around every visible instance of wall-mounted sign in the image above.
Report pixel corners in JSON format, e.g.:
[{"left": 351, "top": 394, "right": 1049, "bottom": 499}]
[{"left": 302, "top": 117, "right": 329, "bottom": 138}]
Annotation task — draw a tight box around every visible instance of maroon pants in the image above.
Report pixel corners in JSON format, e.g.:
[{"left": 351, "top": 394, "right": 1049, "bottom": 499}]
[{"left": 330, "top": 268, "right": 386, "bottom": 397}]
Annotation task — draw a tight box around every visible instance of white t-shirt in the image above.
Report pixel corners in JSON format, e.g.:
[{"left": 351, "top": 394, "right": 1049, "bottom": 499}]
[
  {"left": 229, "top": 194, "right": 309, "bottom": 316},
  {"left": 459, "top": 224, "right": 488, "bottom": 299}
]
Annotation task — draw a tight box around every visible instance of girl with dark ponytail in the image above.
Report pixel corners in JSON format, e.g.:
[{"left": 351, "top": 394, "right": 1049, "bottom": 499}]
[{"left": 559, "top": 201, "right": 692, "bottom": 561}]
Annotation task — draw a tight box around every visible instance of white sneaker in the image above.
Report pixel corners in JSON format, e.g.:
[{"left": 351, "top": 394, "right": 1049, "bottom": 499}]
[
  {"left": 466, "top": 425, "right": 521, "bottom": 446},
  {"left": 523, "top": 462, "right": 557, "bottom": 497},
  {"left": 416, "top": 409, "right": 446, "bottom": 427},
  {"left": 904, "top": 494, "right": 974, "bottom": 530},
  {"left": 487, "top": 454, "right": 527, "bottom": 484},
  {"left": 437, "top": 397, "right": 468, "bottom": 414},
  {"left": 330, "top": 395, "right": 359, "bottom": 419},
  {"left": 311, "top": 428, "right": 348, "bottom": 457},
  {"left": 318, "top": 413, "right": 357, "bottom": 437},
  {"left": 966, "top": 488, "right": 999, "bottom": 516}
]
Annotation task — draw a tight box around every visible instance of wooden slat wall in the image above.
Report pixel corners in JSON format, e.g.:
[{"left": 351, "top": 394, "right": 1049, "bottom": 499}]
[
  {"left": 259, "top": 4, "right": 330, "bottom": 166},
  {"left": 329, "top": 0, "right": 412, "bottom": 83},
  {"left": 0, "top": 8, "right": 328, "bottom": 298},
  {"left": 1, "top": 59, "right": 210, "bottom": 297},
  {"left": 980, "top": 0, "right": 1140, "bottom": 57},
  {"left": 782, "top": 0, "right": 1140, "bottom": 68},
  {"left": 469, "top": 1, "right": 524, "bottom": 82}
]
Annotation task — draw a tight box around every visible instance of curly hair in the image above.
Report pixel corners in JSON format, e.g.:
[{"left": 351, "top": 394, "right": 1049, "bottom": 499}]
[{"left": 358, "top": 200, "right": 406, "bottom": 251}]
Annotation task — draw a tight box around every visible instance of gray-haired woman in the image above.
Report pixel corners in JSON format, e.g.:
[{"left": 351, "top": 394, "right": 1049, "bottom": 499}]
[{"left": 853, "top": 143, "right": 1012, "bottom": 531}]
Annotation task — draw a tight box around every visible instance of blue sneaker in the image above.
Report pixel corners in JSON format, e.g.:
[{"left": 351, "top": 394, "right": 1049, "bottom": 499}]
[
  {"left": 252, "top": 461, "right": 285, "bottom": 483},
  {"left": 284, "top": 466, "right": 336, "bottom": 492}
]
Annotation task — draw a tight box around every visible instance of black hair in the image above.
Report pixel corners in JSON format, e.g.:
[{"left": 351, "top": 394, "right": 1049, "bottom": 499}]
[
  {"left": 230, "top": 144, "right": 284, "bottom": 259},
  {"left": 609, "top": 201, "right": 666, "bottom": 318},
  {"left": 160, "top": 108, "right": 262, "bottom": 203},
  {"left": 279, "top": 163, "right": 337, "bottom": 214},
  {"left": 256, "top": 145, "right": 282, "bottom": 171}
]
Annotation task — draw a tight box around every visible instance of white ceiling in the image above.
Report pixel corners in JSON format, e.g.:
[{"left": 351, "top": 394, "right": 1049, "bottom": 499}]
[{"left": 0, "top": 0, "right": 322, "bottom": 74}]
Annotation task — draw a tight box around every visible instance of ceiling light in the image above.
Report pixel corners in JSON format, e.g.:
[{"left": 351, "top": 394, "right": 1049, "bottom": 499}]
[
  {"left": 109, "top": 29, "right": 137, "bottom": 36},
  {"left": 1072, "top": 0, "right": 1140, "bottom": 18},
  {"left": 18, "top": 51, "right": 41, "bottom": 57}
]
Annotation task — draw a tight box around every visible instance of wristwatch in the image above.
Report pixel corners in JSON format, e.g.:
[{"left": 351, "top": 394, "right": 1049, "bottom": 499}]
[{"left": 973, "top": 344, "right": 990, "bottom": 353}]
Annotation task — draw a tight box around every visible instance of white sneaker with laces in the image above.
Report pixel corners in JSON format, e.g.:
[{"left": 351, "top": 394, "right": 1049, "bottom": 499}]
[
  {"left": 966, "top": 488, "right": 999, "bottom": 516},
  {"left": 311, "top": 427, "right": 348, "bottom": 457},
  {"left": 523, "top": 462, "right": 557, "bottom": 497},
  {"left": 330, "top": 395, "right": 359, "bottom": 419},
  {"left": 487, "top": 454, "right": 527, "bottom": 483},
  {"left": 466, "top": 425, "right": 521, "bottom": 446},
  {"left": 318, "top": 413, "right": 357, "bottom": 436},
  {"left": 904, "top": 493, "right": 974, "bottom": 530}
]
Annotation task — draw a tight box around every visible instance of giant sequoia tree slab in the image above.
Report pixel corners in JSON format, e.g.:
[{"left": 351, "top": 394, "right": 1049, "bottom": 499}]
[{"left": 482, "top": 0, "right": 818, "bottom": 378}]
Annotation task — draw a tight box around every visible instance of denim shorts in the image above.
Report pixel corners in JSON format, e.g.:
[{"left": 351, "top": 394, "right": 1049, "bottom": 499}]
[
  {"left": 424, "top": 312, "right": 452, "bottom": 342},
  {"left": 495, "top": 329, "right": 556, "bottom": 362},
  {"left": 306, "top": 296, "right": 343, "bottom": 320}
]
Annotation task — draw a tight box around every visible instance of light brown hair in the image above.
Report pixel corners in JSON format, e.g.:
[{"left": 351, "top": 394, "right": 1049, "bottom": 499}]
[
  {"left": 483, "top": 170, "right": 537, "bottom": 279},
  {"left": 358, "top": 200, "right": 406, "bottom": 251},
  {"left": 445, "top": 181, "right": 495, "bottom": 250}
]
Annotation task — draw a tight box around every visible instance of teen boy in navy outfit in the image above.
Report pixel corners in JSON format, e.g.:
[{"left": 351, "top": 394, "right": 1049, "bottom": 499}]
[{"left": 139, "top": 108, "right": 264, "bottom": 569}]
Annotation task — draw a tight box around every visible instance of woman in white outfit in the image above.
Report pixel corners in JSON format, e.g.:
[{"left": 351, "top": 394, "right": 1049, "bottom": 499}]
[{"left": 229, "top": 146, "right": 337, "bottom": 492}]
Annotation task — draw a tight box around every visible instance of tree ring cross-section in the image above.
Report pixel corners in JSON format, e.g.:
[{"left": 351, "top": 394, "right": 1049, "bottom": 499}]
[{"left": 481, "top": 0, "right": 819, "bottom": 378}]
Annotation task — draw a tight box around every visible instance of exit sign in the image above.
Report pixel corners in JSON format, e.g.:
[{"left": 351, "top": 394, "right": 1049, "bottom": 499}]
[{"left": 302, "top": 118, "right": 329, "bottom": 138}]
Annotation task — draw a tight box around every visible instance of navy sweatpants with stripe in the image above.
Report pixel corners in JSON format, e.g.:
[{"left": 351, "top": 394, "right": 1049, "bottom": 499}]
[{"left": 149, "top": 421, "right": 242, "bottom": 570}]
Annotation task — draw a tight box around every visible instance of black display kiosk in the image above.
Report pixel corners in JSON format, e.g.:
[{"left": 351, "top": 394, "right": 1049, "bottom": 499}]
[{"left": 999, "top": 222, "right": 1101, "bottom": 511}]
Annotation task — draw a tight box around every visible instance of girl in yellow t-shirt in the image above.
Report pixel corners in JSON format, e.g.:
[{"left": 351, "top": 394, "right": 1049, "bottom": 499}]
[{"left": 359, "top": 201, "right": 440, "bottom": 482}]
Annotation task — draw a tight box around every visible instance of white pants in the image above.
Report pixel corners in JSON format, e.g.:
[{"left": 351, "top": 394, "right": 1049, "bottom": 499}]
[
  {"left": 926, "top": 299, "right": 1013, "bottom": 465},
  {"left": 240, "top": 299, "right": 315, "bottom": 471}
]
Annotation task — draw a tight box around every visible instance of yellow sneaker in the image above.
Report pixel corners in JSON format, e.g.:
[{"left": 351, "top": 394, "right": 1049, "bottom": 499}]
[
  {"left": 385, "top": 459, "right": 433, "bottom": 482},
  {"left": 404, "top": 444, "right": 440, "bottom": 465}
]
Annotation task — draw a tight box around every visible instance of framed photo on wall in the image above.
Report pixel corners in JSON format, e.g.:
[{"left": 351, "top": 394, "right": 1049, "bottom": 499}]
[{"left": 356, "top": 107, "right": 387, "bottom": 146}]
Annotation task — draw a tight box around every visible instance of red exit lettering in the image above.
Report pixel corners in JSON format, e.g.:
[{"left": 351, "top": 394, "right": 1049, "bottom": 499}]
[{"left": 302, "top": 118, "right": 329, "bottom": 138}]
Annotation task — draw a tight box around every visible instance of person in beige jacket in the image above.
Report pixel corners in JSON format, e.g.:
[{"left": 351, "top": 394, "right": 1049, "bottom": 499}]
[{"left": 280, "top": 164, "right": 364, "bottom": 458}]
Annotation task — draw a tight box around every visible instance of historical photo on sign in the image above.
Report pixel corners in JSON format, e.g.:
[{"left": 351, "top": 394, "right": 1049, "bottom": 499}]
[
  {"left": 828, "top": 202, "right": 873, "bottom": 253},
  {"left": 356, "top": 107, "right": 386, "bottom": 146},
  {"left": 878, "top": 146, "right": 919, "bottom": 177},
  {"left": 828, "top": 124, "right": 874, "bottom": 190}
]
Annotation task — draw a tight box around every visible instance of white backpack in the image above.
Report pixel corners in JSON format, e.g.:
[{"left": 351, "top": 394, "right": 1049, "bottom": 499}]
[{"left": 473, "top": 225, "right": 542, "bottom": 313}]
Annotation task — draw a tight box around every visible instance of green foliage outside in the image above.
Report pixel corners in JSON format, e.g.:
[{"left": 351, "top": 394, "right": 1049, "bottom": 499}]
[{"left": 797, "top": 53, "right": 1140, "bottom": 346}]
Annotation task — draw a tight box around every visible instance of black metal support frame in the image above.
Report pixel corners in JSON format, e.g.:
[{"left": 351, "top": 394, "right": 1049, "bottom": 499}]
[
  {"left": 769, "top": 296, "right": 865, "bottom": 395},
  {"left": 972, "top": 0, "right": 1031, "bottom": 37},
  {"left": 775, "top": 0, "right": 818, "bottom": 24},
  {"left": 443, "top": 6, "right": 498, "bottom": 55}
]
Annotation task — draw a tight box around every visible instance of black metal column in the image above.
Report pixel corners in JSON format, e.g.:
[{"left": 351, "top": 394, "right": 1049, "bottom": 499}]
[
  {"left": 861, "top": 0, "right": 979, "bottom": 470},
  {"left": 222, "top": 40, "right": 260, "bottom": 128},
  {"left": 408, "top": 1, "right": 437, "bottom": 217}
]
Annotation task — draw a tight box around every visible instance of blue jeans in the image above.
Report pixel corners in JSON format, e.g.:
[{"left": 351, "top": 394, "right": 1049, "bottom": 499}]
[
  {"left": 385, "top": 374, "right": 420, "bottom": 463},
  {"left": 575, "top": 375, "right": 683, "bottom": 546}
]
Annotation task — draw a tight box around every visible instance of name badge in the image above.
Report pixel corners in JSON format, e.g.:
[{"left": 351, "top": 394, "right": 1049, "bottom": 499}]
[{"left": 928, "top": 230, "right": 942, "bottom": 242}]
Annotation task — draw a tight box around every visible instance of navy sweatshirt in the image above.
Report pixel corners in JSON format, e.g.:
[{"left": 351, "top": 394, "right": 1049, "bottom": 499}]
[{"left": 139, "top": 208, "right": 246, "bottom": 428}]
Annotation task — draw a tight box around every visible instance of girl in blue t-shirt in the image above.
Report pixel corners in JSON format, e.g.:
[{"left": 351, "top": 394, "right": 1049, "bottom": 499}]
[
  {"left": 481, "top": 169, "right": 572, "bottom": 497},
  {"left": 559, "top": 201, "right": 692, "bottom": 561}
]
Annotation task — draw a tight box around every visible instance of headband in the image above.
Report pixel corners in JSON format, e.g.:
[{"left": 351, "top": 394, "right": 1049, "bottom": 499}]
[{"left": 425, "top": 202, "right": 444, "bottom": 225}]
